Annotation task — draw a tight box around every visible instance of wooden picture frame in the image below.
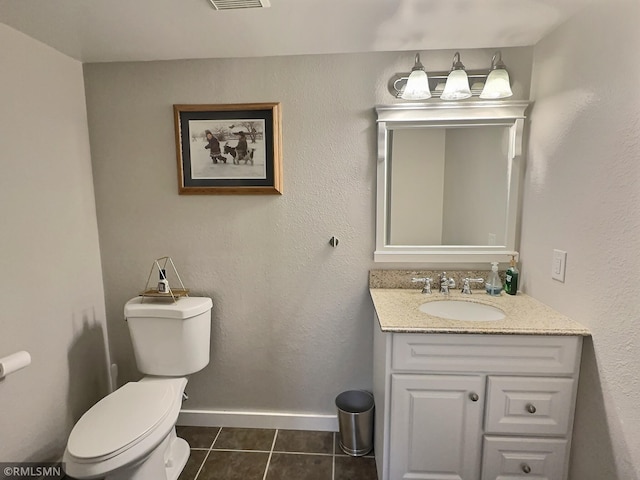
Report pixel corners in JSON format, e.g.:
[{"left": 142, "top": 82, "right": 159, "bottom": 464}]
[{"left": 174, "top": 103, "right": 282, "bottom": 194}]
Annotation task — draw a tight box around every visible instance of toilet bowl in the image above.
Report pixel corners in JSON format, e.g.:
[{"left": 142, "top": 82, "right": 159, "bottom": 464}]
[
  {"left": 63, "top": 377, "right": 188, "bottom": 480},
  {"left": 64, "top": 296, "right": 213, "bottom": 480}
]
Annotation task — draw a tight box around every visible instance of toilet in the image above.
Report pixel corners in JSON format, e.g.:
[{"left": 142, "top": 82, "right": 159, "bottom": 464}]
[{"left": 63, "top": 296, "right": 212, "bottom": 480}]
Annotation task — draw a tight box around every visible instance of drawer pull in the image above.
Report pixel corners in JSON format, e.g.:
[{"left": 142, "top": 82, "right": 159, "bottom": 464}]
[
  {"left": 526, "top": 403, "right": 537, "bottom": 414},
  {"left": 469, "top": 392, "right": 479, "bottom": 402},
  {"left": 521, "top": 463, "right": 532, "bottom": 474}
]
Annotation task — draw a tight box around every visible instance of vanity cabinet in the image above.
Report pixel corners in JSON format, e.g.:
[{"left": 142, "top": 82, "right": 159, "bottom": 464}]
[{"left": 373, "top": 321, "right": 583, "bottom": 480}]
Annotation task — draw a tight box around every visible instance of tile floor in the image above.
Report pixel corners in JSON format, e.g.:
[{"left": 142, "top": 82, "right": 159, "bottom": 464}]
[{"left": 176, "top": 426, "right": 378, "bottom": 480}]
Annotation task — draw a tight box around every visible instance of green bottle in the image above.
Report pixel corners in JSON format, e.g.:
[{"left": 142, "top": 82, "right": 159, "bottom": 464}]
[{"left": 504, "top": 254, "right": 519, "bottom": 295}]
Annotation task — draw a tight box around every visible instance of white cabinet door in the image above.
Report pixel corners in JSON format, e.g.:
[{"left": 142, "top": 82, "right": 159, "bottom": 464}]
[{"left": 389, "top": 374, "right": 484, "bottom": 480}]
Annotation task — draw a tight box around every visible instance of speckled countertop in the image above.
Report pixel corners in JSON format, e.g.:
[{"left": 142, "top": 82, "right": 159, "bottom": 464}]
[{"left": 369, "top": 270, "right": 590, "bottom": 335}]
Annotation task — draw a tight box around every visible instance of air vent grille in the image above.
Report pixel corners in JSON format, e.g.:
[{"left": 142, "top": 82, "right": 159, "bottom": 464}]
[{"left": 208, "top": 0, "right": 270, "bottom": 10}]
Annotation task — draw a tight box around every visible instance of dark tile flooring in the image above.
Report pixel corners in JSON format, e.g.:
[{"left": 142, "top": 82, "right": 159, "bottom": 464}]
[{"left": 176, "top": 426, "right": 378, "bottom": 480}]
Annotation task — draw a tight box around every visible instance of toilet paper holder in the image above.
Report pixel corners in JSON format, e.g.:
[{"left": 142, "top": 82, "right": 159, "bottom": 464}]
[{"left": 0, "top": 350, "right": 31, "bottom": 380}]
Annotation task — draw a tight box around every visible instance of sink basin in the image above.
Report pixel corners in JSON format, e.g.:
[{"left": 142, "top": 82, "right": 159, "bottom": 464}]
[{"left": 419, "top": 300, "right": 505, "bottom": 321}]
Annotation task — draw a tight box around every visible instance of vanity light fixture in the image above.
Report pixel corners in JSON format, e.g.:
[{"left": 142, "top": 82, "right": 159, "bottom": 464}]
[
  {"left": 400, "top": 53, "right": 431, "bottom": 100},
  {"left": 390, "top": 50, "right": 513, "bottom": 101},
  {"left": 480, "top": 51, "right": 513, "bottom": 99},
  {"left": 441, "top": 52, "right": 472, "bottom": 101}
]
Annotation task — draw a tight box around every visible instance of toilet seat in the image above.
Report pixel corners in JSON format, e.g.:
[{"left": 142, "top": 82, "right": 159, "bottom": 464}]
[
  {"left": 67, "top": 381, "right": 175, "bottom": 462},
  {"left": 64, "top": 377, "right": 187, "bottom": 479}
]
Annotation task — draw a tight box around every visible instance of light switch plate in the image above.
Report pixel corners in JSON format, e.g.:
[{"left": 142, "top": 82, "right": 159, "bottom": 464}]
[{"left": 552, "top": 249, "right": 567, "bottom": 282}]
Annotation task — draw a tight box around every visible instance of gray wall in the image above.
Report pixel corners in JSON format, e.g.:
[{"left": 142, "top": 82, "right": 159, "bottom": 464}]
[
  {"left": 0, "top": 24, "right": 109, "bottom": 462},
  {"left": 83, "top": 48, "right": 532, "bottom": 422},
  {"left": 522, "top": 1, "right": 640, "bottom": 478}
]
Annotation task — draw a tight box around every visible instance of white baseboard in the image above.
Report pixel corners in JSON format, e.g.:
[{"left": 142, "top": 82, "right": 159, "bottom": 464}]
[{"left": 178, "top": 409, "right": 339, "bottom": 432}]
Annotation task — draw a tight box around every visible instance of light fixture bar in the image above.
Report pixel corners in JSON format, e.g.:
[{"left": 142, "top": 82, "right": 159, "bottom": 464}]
[{"left": 390, "top": 50, "right": 513, "bottom": 101}]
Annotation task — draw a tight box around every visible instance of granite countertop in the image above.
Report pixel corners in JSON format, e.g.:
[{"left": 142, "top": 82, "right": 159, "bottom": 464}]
[{"left": 370, "top": 288, "right": 591, "bottom": 336}]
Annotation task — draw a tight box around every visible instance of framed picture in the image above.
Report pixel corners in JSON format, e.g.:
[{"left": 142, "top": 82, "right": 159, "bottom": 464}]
[{"left": 174, "top": 103, "right": 282, "bottom": 194}]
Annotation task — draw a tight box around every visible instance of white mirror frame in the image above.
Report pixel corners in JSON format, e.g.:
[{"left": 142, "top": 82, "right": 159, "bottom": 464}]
[{"left": 375, "top": 100, "right": 530, "bottom": 263}]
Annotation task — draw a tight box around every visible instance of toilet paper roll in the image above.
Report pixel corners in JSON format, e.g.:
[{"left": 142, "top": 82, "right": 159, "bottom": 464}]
[{"left": 0, "top": 351, "right": 31, "bottom": 379}]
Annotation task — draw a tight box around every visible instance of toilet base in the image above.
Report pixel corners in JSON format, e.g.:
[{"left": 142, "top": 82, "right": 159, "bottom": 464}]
[
  {"left": 165, "top": 434, "right": 190, "bottom": 480},
  {"left": 106, "top": 429, "right": 189, "bottom": 480}
]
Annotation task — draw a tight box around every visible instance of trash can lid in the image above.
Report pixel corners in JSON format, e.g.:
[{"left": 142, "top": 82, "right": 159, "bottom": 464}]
[{"left": 335, "top": 390, "right": 374, "bottom": 413}]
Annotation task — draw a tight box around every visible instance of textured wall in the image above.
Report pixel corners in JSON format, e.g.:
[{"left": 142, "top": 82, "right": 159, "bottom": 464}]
[
  {"left": 0, "top": 25, "right": 109, "bottom": 461},
  {"left": 83, "top": 48, "right": 532, "bottom": 418},
  {"left": 522, "top": 1, "right": 640, "bottom": 478}
]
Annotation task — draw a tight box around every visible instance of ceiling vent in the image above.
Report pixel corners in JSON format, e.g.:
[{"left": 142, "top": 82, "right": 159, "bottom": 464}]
[{"left": 208, "top": 0, "right": 270, "bottom": 10}]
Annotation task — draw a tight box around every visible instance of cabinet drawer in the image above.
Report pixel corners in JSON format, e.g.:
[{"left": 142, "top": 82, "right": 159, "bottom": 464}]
[
  {"left": 391, "top": 334, "right": 581, "bottom": 374},
  {"left": 481, "top": 436, "right": 567, "bottom": 480},
  {"left": 485, "top": 376, "right": 575, "bottom": 436}
]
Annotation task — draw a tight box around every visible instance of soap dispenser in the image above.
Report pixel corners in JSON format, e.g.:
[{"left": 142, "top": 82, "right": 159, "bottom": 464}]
[
  {"left": 504, "top": 254, "right": 519, "bottom": 295},
  {"left": 485, "top": 262, "right": 503, "bottom": 296}
]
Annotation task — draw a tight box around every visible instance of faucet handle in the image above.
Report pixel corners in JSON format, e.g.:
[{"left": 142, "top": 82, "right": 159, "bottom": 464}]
[
  {"left": 461, "top": 278, "right": 484, "bottom": 294},
  {"left": 412, "top": 277, "right": 433, "bottom": 294}
]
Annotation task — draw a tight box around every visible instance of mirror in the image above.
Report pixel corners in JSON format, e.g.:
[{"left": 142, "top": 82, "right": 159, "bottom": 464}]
[{"left": 375, "top": 101, "right": 530, "bottom": 263}]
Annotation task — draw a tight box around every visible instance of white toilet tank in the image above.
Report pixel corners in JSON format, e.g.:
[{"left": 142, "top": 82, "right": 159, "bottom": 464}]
[{"left": 124, "top": 296, "right": 212, "bottom": 376}]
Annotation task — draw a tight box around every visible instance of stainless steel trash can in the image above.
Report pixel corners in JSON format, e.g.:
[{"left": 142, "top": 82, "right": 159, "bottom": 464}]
[{"left": 335, "top": 390, "right": 374, "bottom": 456}]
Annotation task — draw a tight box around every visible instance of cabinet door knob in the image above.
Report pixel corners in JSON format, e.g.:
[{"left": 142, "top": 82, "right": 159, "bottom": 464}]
[
  {"left": 526, "top": 403, "right": 537, "bottom": 414},
  {"left": 521, "top": 463, "right": 532, "bottom": 474},
  {"left": 469, "top": 392, "right": 479, "bottom": 402}
]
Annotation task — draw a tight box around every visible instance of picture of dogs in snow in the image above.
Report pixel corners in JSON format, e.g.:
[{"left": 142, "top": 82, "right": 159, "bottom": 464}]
[{"left": 188, "top": 119, "right": 266, "bottom": 180}]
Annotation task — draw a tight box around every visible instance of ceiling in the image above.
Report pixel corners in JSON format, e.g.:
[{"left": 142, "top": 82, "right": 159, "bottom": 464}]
[{"left": 0, "top": 0, "right": 595, "bottom": 63}]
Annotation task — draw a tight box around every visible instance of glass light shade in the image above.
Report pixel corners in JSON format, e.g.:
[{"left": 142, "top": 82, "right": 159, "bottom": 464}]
[
  {"left": 402, "top": 69, "right": 431, "bottom": 100},
  {"left": 441, "top": 70, "right": 471, "bottom": 100},
  {"left": 480, "top": 68, "right": 513, "bottom": 99}
]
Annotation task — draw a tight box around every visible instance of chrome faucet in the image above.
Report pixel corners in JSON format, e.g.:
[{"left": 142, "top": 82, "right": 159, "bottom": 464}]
[
  {"left": 412, "top": 277, "right": 433, "bottom": 294},
  {"left": 461, "top": 278, "right": 484, "bottom": 294},
  {"left": 438, "top": 272, "right": 456, "bottom": 295}
]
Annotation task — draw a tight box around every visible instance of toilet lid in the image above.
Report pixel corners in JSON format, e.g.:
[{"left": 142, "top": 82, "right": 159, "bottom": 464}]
[{"left": 67, "top": 381, "right": 174, "bottom": 460}]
